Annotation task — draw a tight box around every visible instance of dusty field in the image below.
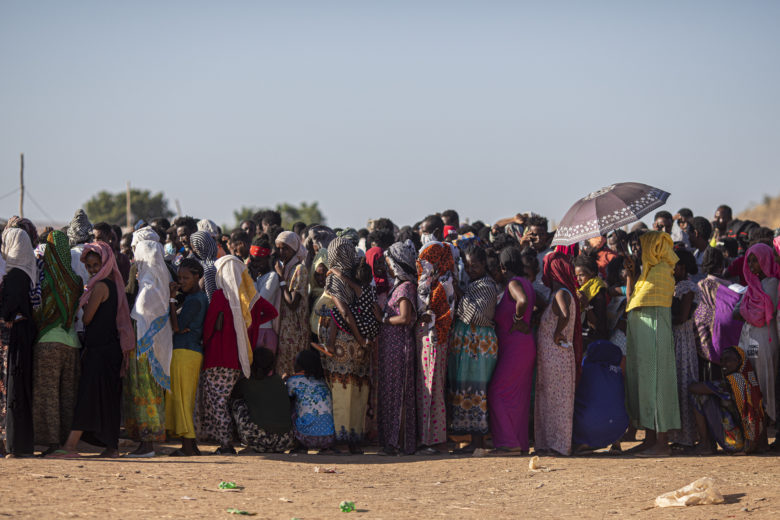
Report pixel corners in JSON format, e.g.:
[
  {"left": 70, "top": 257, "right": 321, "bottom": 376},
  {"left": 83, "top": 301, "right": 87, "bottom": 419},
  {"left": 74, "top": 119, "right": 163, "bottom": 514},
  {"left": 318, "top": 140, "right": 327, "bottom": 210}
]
[{"left": 1, "top": 442, "right": 779, "bottom": 519}]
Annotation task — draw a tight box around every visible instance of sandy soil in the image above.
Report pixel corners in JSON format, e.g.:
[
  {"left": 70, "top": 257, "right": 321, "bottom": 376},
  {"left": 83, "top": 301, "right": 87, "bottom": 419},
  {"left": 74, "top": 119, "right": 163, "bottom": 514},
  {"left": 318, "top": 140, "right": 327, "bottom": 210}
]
[{"left": 1, "top": 441, "right": 779, "bottom": 519}]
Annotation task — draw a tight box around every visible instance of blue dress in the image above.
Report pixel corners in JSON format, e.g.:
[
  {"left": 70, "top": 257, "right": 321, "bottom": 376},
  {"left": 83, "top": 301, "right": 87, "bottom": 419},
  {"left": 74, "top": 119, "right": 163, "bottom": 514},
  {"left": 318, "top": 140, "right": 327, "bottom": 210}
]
[{"left": 572, "top": 340, "right": 629, "bottom": 449}]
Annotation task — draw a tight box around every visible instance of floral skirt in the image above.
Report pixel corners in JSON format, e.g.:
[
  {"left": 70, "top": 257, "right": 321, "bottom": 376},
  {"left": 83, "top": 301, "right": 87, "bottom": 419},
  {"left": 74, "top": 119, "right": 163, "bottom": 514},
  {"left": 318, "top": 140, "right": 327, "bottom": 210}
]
[
  {"left": 122, "top": 351, "right": 165, "bottom": 442},
  {"left": 447, "top": 321, "right": 498, "bottom": 435}
]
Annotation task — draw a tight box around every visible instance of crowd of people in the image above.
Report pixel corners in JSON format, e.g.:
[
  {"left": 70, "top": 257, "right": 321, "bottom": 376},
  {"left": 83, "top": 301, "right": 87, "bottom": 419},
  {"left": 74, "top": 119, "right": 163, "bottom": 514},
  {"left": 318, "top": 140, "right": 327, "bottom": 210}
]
[{"left": 0, "top": 203, "right": 778, "bottom": 459}]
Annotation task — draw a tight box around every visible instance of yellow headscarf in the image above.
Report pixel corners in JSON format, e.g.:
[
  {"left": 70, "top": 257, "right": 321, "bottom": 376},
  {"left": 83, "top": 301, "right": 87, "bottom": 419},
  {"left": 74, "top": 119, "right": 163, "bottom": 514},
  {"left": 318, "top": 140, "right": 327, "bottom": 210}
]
[
  {"left": 626, "top": 231, "right": 678, "bottom": 312},
  {"left": 578, "top": 276, "right": 606, "bottom": 303}
]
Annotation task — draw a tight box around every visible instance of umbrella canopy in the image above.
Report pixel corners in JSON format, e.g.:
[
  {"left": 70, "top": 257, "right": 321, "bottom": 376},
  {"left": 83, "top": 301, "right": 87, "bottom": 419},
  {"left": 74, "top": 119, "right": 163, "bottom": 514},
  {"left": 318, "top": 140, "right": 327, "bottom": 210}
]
[{"left": 551, "top": 182, "right": 670, "bottom": 246}]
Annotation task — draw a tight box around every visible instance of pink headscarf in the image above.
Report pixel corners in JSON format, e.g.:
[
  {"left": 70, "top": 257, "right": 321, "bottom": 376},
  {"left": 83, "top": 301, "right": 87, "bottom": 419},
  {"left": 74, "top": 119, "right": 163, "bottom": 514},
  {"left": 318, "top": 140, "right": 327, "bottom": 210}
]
[
  {"left": 79, "top": 241, "right": 135, "bottom": 353},
  {"left": 740, "top": 243, "right": 779, "bottom": 328}
]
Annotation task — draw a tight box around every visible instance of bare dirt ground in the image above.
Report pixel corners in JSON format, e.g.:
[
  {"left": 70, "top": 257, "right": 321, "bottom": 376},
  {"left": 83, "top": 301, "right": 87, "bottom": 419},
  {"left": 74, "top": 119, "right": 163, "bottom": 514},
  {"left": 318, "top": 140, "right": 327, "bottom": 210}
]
[{"left": 1, "top": 441, "right": 779, "bottom": 519}]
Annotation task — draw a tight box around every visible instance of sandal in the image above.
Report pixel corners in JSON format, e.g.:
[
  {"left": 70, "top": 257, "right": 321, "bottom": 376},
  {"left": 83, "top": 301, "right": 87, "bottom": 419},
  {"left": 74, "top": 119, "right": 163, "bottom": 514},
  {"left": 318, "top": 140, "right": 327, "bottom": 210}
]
[
  {"left": 451, "top": 445, "right": 476, "bottom": 455},
  {"left": 47, "top": 450, "right": 82, "bottom": 459}
]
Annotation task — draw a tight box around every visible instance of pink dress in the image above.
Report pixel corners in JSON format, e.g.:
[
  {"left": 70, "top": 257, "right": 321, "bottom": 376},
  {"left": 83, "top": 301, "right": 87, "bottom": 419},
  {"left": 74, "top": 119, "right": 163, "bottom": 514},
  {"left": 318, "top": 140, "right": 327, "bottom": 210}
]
[
  {"left": 488, "top": 276, "right": 536, "bottom": 450},
  {"left": 534, "top": 288, "right": 576, "bottom": 455}
]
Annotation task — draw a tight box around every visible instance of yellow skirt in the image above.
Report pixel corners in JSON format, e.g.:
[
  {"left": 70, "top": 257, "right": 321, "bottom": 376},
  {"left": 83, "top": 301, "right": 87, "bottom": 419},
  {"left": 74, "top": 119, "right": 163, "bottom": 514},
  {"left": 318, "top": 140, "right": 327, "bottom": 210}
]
[{"left": 165, "top": 349, "right": 203, "bottom": 439}]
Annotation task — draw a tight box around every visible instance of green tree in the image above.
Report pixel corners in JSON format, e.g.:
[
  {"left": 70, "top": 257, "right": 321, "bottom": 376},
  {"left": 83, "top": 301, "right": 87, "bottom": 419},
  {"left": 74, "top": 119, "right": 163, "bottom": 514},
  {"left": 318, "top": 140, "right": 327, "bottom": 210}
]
[
  {"left": 231, "top": 201, "right": 326, "bottom": 231},
  {"left": 84, "top": 189, "right": 174, "bottom": 226}
]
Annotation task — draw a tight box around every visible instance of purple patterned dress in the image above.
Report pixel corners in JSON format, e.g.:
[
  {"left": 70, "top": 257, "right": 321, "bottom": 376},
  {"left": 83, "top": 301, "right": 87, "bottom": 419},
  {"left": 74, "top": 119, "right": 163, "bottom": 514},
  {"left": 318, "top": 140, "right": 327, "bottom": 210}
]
[{"left": 377, "top": 281, "right": 417, "bottom": 454}]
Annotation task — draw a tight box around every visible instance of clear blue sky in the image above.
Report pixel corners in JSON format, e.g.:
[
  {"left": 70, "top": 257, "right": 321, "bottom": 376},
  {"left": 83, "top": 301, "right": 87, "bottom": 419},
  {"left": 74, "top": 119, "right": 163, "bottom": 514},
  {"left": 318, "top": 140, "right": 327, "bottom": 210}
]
[{"left": 2, "top": 1, "right": 779, "bottom": 229}]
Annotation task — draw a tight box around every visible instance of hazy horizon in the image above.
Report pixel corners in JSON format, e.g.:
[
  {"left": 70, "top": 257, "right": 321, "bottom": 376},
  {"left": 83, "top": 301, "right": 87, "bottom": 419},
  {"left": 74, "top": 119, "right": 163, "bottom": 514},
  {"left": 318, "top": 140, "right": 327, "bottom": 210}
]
[{"left": 2, "top": 1, "right": 779, "bottom": 229}]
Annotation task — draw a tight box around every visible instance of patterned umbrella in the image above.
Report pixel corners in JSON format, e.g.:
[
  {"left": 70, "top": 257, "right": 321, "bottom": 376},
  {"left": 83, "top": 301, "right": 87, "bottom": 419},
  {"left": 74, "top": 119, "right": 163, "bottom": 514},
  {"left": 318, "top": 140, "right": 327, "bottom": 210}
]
[{"left": 551, "top": 182, "right": 670, "bottom": 246}]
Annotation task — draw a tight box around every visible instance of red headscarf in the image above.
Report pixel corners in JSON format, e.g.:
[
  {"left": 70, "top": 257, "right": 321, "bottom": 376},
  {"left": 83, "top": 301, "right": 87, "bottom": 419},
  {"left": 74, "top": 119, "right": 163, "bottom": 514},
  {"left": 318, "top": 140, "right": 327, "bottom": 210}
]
[
  {"left": 365, "top": 246, "right": 389, "bottom": 294},
  {"left": 543, "top": 251, "right": 583, "bottom": 381},
  {"left": 80, "top": 241, "right": 135, "bottom": 353},
  {"left": 740, "top": 243, "right": 779, "bottom": 328}
]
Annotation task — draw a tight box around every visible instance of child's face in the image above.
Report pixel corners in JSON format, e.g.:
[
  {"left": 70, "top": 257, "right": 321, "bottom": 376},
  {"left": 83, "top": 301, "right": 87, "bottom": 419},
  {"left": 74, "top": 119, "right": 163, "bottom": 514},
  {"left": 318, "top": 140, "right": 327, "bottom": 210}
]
[
  {"left": 84, "top": 252, "right": 103, "bottom": 278},
  {"left": 314, "top": 263, "right": 328, "bottom": 287},
  {"left": 574, "top": 266, "right": 592, "bottom": 287},
  {"left": 177, "top": 266, "right": 200, "bottom": 293},
  {"left": 673, "top": 262, "right": 686, "bottom": 282},
  {"left": 721, "top": 350, "right": 740, "bottom": 375},
  {"left": 231, "top": 240, "right": 249, "bottom": 259}
]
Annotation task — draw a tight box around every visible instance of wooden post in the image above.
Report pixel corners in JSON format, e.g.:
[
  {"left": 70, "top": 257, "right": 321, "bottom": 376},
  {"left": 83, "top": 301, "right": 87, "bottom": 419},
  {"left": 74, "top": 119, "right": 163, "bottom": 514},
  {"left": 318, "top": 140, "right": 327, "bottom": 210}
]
[
  {"left": 19, "top": 153, "right": 24, "bottom": 218},
  {"left": 126, "top": 181, "right": 132, "bottom": 230}
]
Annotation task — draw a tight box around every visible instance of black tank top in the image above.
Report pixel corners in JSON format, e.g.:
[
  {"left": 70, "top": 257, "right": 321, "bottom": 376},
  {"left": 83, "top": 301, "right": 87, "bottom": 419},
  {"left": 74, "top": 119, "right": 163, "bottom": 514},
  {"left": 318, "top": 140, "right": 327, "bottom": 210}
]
[{"left": 84, "top": 278, "right": 119, "bottom": 349}]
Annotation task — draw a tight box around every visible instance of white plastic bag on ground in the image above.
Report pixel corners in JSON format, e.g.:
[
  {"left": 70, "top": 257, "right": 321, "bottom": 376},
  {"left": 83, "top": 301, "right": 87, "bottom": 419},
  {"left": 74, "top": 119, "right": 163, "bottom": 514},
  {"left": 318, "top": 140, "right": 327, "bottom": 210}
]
[{"left": 655, "top": 477, "right": 725, "bottom": 508}]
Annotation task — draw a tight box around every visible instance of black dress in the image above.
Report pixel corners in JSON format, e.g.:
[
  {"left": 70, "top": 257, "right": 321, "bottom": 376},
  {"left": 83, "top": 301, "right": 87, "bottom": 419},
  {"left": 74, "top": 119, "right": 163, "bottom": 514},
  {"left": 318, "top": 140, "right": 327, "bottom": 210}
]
[
  {"left": 71, "top": 278, "right": 123, "bottom": 449},
  {"left": 0, "top": 268, "right": 36, "bottom": 455}
]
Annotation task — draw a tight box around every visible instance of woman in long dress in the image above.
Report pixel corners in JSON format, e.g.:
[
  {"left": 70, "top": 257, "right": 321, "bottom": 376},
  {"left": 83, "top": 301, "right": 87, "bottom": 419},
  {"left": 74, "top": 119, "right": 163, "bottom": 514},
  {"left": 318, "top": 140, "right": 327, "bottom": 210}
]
[
  {"left": 0, "top": 228, "right": 38, "bottom": 457},
  {"left": 487, "top": 247, "right": 537, "bottom": 453},
  {"left": 414, "top": 242, "right": 456, "bottom": 454},
  {"left": 447, "top": 245, "right": 498, "bottom": 453},
  {"left": 735, "top": 243, "right": 778, "bottom": 424},
  {"left": 624, "top": 231, "right": 680, "bottom": 457},
  {"left": 274, "top": 231, "right": 309, "bottom": 376},
  {"left": 534, "top": 251, "right": 578, "bottom": 456},
  {"left": 319, "top": 237, "right": 371, "bottom": 453},
  {"left": 124, "top": 236, "right": 173, "bottom": 457},
  {"left": 377, "top": 240, "right": 418, "bottom": 455},
  {"left": 51, "top": 241, "right": 135, "bottom": 458}
]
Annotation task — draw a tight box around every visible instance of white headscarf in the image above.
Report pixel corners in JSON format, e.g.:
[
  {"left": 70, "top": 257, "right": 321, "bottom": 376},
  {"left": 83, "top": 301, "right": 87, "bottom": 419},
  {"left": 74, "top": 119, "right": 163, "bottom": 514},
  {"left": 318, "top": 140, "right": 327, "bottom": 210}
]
[
  {"left": 215, "top": 255, "right": 259, "bottom": 378},
  {"left": 275, "top": 231, "right": 307, "bottom": 280},
  {"left": 197, "top": 219, "right": 220, "bottom": 238},
  {"left": 130, "top": 240, "right": 173, "bottom": 390},
  {"left": 132, "top": 226, "right": 160, "bottom": 248},
  {"left": 1, "top": 227, "right": 37, "bottom": 288}
]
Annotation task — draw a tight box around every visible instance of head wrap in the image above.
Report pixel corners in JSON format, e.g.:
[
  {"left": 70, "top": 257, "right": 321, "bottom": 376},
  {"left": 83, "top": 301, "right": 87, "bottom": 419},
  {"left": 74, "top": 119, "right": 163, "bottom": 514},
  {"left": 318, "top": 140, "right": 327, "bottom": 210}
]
[
  {"left": 250, "top": 245, "right": 270, "bottom": 258},
  {"left": 1, "top": 227, "right": 38, "bottom": 291},
  {"left": 79, "top": 242, "right": 135, "bottom": 353},
  {"left": 417, "top": 242, "right": 455, "bottom": 344},
  {"left": 215, "top": 255, "right": 258, "bottom": 378},
  {"left": 308, "top": 249, "right": 329, "bottom": 301},
  {"left": 626, "top": 231, "right": 679, "bottom": 312},
  {"left": 336, "top": 227, "right": 360, "bottom": 246},
  {"left": 130, "top": 240, "right": 173, "bottom": 389},
  {"left": 275, "top": 231, "right": 307, "bottom": 280},
  {"left": 6, "top": 216, "right": 38, "bottom": 245},
  {"left": 325, "top": 236, "right": 358, "bottom": 303},
  {"left": 739, "top": 243, "right": 779, "bottom": 328},
  {"left": 67, "top": 209, "right": 93, "bottom": 246},
  {"left": 724, "top": 346, "right": 765, "bottom": 446},
  {"left": 35, "top": 230, "right": 83, "bottom": 338},
  {"left": 197, "top": 219, "right": 220, "bottom": 238},
  {"left": 189, "top": 231, "right": 218, "bottom": 301},
  {"left": 131, "top": 226, "right": 160, "bottom": 247},
  {"left": 385, "top": 240, "right": 418, "bottom": 285},
  {"left": 443, "top": 225, "right": 456, "bottom": 238},
  {"left": 365, "top": 247, "right": 389, "bottom": 294},
  {"left": 543, "top": 251, "right": 583, "bottom": 377}
]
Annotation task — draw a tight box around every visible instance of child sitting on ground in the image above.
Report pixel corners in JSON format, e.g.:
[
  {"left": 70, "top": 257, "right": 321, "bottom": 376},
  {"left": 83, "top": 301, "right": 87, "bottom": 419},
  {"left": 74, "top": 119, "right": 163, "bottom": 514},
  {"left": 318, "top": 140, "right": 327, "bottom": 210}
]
[{"left": 286, "top": 350, "right": 337, "bottom": 453}]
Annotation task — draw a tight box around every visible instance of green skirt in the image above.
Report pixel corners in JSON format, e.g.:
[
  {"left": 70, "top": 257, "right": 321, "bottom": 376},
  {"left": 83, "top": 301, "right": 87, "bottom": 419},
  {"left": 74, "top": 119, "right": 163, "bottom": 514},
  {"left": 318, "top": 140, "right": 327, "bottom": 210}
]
[{"left": 625, "top": 306, "right": 680, "bottom": 432}]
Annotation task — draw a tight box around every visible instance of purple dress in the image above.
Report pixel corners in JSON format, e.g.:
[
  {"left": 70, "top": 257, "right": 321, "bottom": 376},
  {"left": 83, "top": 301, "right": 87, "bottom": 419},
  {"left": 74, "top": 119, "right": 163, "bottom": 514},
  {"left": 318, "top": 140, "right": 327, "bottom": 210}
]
[
  {"left": 487, "top": 276, "right": 536, "bottom": 450},
  {"left": 377, "top": 281, "right": 418, "bottom": 454}
]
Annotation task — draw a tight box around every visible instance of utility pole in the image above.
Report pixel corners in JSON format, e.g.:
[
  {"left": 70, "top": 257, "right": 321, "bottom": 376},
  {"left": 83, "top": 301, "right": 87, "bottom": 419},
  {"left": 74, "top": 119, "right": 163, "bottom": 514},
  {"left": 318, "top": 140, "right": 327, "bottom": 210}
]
[
  {"left": 175, "top": 199, "right": 182, "bottom": 217},
  {"left": 19, "top": 153, "right": 24, "bottom": 218},
  {"left": 126, "top": 181, "right": 132, "bottom": 230}
]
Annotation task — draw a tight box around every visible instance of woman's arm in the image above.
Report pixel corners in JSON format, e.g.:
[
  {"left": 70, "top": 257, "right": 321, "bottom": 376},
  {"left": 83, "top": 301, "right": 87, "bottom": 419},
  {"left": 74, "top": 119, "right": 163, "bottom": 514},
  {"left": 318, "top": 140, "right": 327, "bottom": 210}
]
[
  {"left": 82, "top": 281, "right": 109, "bottom": 326},
  {"left": 672, "top": 291, "right": 695, "bottom": 326},
  {"left": 386, "top": 298, "right": 414, "bottom": 326},
  {"left": 624, "top": 255, "right": 638, "bottom": 301},
  {"left": 551, "top": 289, "right": 572, "bottom": 346},
  {"left": 589, "top": 289, "right": 609, "bottom": 339},
  {"left": 506, "top": 280, "right": 529, "bottom": 333},
  {"left": 688, "top": 382, "right": 716, "bottom": 396}
]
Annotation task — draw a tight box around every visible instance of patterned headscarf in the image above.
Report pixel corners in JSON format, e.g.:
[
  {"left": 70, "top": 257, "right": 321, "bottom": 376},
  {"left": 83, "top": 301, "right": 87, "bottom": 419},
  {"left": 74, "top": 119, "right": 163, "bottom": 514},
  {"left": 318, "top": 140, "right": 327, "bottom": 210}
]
[
  {"left": 417, "top": 242, "right": 455, "bottom": 344},
  {"left": 35, "top": 230, "right": 83, "bottom": 338},
  {"left": 1, "top": 227, "right": 38, "bottom": 290},
  {"left": 215, "top": 255, "right": 259, "bottom": 378},
  {"left": 724, "top": 346, "right": 765, "bottom": 446},
  {"left": 543, "top": 251, "right": 583, "bottom": 378},
  {"left": 189, "top": 231, "right": 217, "bottom": 301},
  {"left": 336, "top": 227, "right": 360, "bottom": 246},
  {"left": 79, "top": 241, "right": 135, "bottom": 353},
  {"left": 325, "top": 236, "right": 358, "bottom": 303},
  {"left": 276, "top": 231, "right": 307, "bottom": 280},
  {"left": 131, "top": 240, "right": 173, "bottom": 390},
  {"left": 6, "top": 215, "right": 38, "bottom": 245},
  {"left": 365, "top": 247, "right": 389, "bottom": 294},
  {"left": 67, "top": 209, "right": 93, "bottom": 246},
  {"left": 385, "top": 240, "right": 417, "bottom": 284},
  {"left": 739, "top": 243, "right": 779, "bottom": 328}
]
